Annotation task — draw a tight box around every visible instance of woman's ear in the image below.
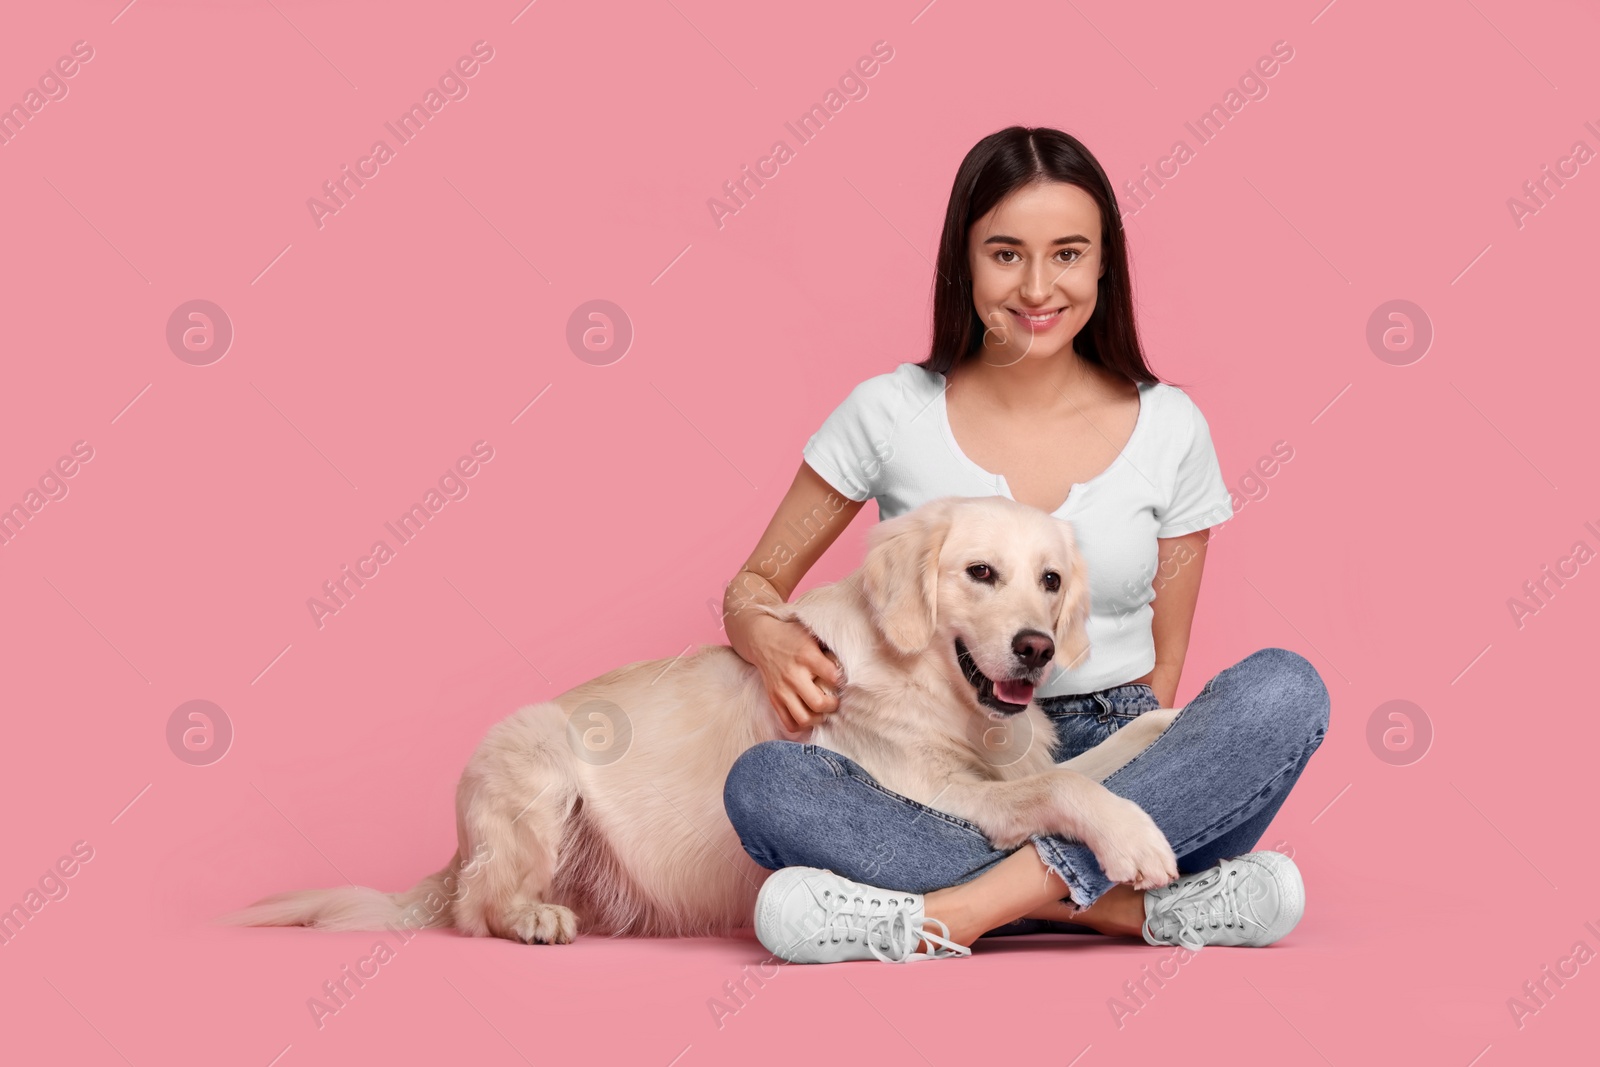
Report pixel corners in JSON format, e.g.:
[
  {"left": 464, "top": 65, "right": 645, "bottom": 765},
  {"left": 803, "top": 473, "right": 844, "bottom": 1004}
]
[
  {"left": 1052, "top": 522, "right": 1092, "bottom": 673},
  {"left": 858, "top": 498, "right": 954, "bottom": 656}
]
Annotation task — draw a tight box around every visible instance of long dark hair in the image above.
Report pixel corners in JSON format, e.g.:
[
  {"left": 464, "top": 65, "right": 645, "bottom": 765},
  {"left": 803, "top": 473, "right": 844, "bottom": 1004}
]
[{"left": 916, "top": 126, "right": 1164, "bottom": 386}]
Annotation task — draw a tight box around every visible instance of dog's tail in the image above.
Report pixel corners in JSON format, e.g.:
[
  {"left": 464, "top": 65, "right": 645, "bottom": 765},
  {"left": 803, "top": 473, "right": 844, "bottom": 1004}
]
[{"left": 220, "top": 855, "right": 460, "bottom": 932}]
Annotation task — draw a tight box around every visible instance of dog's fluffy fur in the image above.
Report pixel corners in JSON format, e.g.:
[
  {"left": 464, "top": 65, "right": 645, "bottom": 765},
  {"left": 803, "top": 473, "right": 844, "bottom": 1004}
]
[{"left": 226, "top": 495, "right": 1179, "bottom": 944}]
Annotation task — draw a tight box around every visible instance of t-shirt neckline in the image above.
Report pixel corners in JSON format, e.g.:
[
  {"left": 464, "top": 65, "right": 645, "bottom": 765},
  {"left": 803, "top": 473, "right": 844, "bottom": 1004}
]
[{"left": 927, "top": 367, "right": 1153, "bottom": 516}]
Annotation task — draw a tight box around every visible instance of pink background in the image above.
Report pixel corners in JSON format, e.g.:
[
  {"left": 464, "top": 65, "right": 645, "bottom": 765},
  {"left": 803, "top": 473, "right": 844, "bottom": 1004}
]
[{"left": 2, "top": 0, "right": 1596, "bottom": 1063}]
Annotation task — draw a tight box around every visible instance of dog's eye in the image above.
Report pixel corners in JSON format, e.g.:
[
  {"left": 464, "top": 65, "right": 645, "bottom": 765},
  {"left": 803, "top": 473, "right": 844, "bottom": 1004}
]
[
  {"left": 1043, "top": 570, "right": 1061, "bottom": 592},
  {"left": 966, "top": 563, "right": 995, "bottom": 583}
]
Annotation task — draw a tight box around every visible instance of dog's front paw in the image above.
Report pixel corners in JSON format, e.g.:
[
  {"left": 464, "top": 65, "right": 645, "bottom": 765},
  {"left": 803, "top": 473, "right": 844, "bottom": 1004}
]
[
  {"left": 1081, "top": 795, "right": 1178, "bottom": 891},
  {"left": 509, "top": 903, "right": 578, "bottom": 944}
]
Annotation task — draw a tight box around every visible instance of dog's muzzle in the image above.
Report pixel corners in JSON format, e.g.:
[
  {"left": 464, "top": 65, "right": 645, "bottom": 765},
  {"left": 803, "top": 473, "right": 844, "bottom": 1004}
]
[{"left": 954, "top": 636, "right": 1047, "bottom": 715}]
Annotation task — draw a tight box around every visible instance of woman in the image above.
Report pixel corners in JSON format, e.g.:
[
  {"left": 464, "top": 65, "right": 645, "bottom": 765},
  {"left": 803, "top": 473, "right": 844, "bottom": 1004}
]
[{"left": 718, "top": 126, "right": 1330, "bottom": 964}]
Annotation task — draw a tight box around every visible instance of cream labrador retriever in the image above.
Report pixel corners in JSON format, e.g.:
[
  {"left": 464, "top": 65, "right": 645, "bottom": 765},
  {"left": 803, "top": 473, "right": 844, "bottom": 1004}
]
[{"left": 229, "top": 494, "right": 1179, "bottom": 944}]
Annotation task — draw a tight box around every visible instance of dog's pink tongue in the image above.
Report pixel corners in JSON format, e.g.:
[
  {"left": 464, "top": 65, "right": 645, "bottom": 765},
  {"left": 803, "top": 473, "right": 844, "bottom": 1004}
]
[{"left": 995, "top": 679, "right": 1035, "bottom": 705}]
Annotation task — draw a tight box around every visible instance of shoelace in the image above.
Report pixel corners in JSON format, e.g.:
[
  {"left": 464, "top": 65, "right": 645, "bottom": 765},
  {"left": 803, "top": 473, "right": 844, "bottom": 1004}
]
[
  {"left": 818, "top": 889, "right": 972, "bottom": 963},
  {"left": 1142, "top": 864, "right": 1261, "bottom": 952}
]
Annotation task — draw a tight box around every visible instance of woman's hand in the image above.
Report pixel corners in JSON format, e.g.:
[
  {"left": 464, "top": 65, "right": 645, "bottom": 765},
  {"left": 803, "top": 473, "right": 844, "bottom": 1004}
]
[
  {"left": 721, "top": 462, "right": 866, "bottom": 732},
  {"left": 745, "top": 614, "right": 841, "bottom": 733}
]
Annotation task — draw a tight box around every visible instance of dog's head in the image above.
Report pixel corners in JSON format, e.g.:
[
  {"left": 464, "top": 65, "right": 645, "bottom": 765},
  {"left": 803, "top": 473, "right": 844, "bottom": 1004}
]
[{"left": 858, "top": 495, "right": 1090, "bottom": 716}]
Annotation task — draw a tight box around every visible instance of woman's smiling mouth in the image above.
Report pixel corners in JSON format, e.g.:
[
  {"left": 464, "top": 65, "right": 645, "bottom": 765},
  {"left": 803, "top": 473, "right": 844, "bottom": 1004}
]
[{"left": 1008, "top": 306, "right": 1064, "bottom": 331}]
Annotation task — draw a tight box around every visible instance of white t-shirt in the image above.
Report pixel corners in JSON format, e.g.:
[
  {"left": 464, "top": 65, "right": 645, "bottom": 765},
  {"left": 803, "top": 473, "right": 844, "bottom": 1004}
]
[{"left": 802, "top": 362, "right": 1234, "bottom": 697}]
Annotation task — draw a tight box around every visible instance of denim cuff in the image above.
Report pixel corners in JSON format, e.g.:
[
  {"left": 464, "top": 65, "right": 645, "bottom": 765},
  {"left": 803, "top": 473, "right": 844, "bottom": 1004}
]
[{"left": 1030, "top": 835, "right": 1111, "bottom": 910}]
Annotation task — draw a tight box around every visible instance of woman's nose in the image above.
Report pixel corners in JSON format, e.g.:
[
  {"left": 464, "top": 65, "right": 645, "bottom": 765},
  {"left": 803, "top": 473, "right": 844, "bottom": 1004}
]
[{"left": 1020, "top": 259, "right": 1052, "bottom": 303}]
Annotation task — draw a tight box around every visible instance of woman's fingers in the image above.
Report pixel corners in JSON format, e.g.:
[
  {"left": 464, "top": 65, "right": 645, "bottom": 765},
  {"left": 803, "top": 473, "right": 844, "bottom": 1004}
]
[
  {"left": 770, "top": 687, "right": 801, "bottom": 733},
  {"left": 804, "top": 643, "right": 840, "bottom": 708},
  {"left": 803, "top": 671, "right": 838, "bottom": 717},
  {"left": 763, "top": 627, "right": 843, "bottom": 732},
  {"left": 776, "top": 673, "right": 831, "bottom": 731}
]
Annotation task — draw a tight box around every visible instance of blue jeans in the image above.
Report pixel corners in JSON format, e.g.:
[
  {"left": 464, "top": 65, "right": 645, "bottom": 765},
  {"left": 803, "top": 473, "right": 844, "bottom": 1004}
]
[{"left": 722, "top": 647, "right": 1330, "bottom": 933}]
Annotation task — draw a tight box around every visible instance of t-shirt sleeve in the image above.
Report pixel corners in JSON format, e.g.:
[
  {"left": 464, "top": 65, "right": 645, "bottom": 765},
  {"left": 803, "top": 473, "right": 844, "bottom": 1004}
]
[
  {"left": 801, "top": 374, "right": 898, "bottom": 502},
  {"left": 1155, "top": 394, "right": 1234, "bottom": 537}
]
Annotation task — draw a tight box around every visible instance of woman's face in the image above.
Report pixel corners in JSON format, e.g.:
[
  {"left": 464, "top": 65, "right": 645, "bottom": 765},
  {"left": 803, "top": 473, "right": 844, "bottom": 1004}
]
[{"left": 966, "top": 180, "right": 1106, "bottom": 364}]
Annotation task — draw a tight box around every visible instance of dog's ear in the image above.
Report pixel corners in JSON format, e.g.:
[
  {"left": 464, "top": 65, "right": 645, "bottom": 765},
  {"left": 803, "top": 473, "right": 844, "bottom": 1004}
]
[
  {"left": 859, "top": 498, "right": 954, "bottom": 656},
  {"left": 1051, "top": 521, "right": 1092, "bottom": 673}
]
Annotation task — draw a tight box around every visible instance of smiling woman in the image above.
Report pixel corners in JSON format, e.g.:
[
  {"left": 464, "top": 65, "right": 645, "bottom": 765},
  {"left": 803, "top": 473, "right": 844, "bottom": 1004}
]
[{"left": 719, "top": 125, "right": 1330, "bottom": 965}]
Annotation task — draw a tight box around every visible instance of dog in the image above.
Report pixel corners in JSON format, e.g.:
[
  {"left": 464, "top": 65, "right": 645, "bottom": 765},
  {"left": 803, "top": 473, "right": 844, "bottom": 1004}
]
[{"left": 226, "top": 494, "right": 1180, "bottom": 944}]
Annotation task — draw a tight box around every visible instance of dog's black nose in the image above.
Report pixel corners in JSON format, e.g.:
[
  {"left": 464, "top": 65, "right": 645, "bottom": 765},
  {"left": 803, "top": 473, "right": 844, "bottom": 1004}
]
[{"left": 1011, "top": 629, "right": 1054, "bottom": 669}]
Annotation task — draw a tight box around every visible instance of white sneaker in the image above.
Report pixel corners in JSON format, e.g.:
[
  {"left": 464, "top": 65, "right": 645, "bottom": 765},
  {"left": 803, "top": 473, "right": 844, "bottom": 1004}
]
[
  {"left": 755, "top": 867, "right": 972, "bottom": 964},
  {"left": 1142, "top": 851, "right": 1306, "bottom": 950}
]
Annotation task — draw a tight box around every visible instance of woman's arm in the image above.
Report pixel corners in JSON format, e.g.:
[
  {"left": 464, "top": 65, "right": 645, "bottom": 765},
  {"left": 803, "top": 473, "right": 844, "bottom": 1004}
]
[
  {"left": 1130, "top": 528, "right": 1211, "bottom": 708},
  {"left": 723, "top": 461, "right": 867, "bottom": 731}
]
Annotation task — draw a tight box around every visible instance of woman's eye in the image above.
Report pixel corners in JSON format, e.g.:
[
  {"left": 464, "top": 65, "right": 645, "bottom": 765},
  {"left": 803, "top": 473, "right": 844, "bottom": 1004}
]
[
  {"left": 1058, "top": 248, "right": 1081, "bottom": 264},
  {"left": 966, "top": 563, "right": 994, "bottom": 582},
  {"left": 1043, "top": 571, "right": 1061, "bottom": 592},
  {"left": 995, "top": 250, "right": 1018, "bottom": 263}
]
